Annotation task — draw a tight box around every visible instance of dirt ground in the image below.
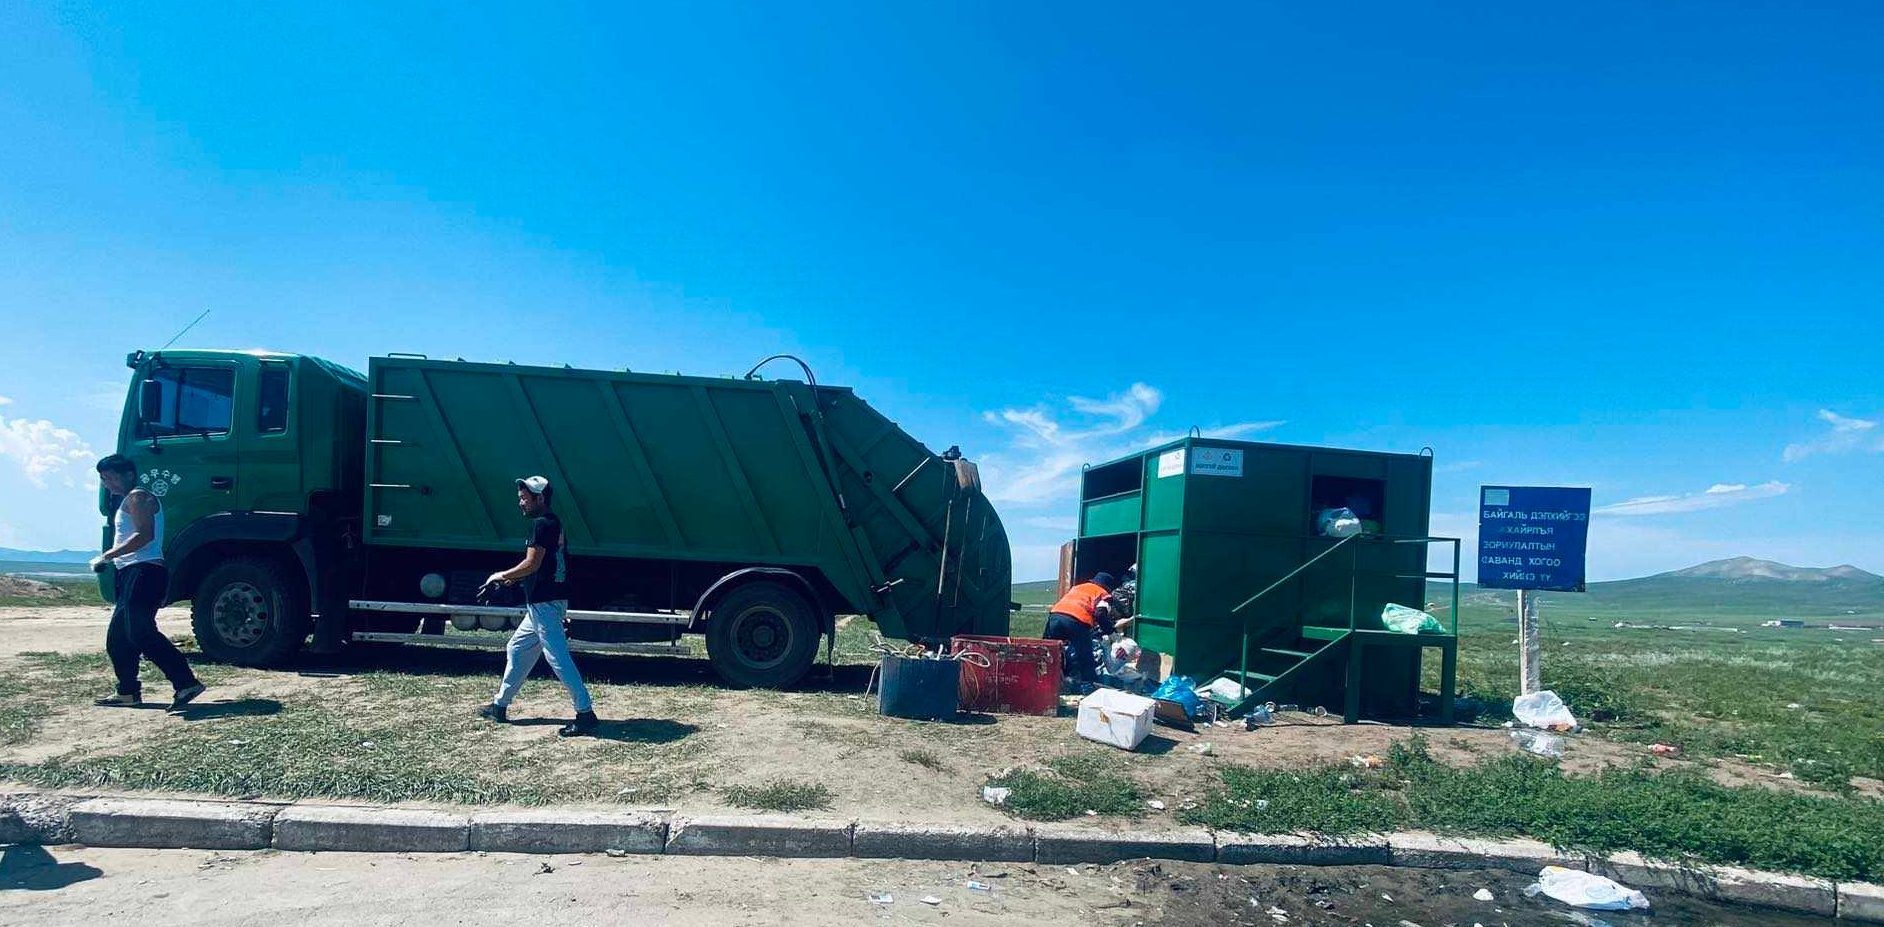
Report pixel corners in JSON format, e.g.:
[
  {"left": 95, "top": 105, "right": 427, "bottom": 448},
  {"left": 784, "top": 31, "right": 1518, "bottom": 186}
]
[
  {"left": 0, "top": 604, "right": 1825, "bottom": 822},
  {"left": 0, "top": 847, "right": 1835, "bottom": 926}
]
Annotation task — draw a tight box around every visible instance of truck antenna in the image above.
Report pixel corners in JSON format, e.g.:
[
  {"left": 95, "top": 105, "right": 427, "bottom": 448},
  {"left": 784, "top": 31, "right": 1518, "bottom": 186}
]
[{"left": 158, "top": 309, "right": 211, "bottom": 350}]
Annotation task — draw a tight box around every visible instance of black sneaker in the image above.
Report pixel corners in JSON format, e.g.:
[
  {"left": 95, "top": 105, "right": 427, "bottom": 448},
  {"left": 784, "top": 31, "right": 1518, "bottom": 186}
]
[
  {"left": 558, "top": 710, "right": 598, "bottom": 737},
  {"left": 477, "top": 704, "right": 509, "bottom": 723},
  {"left": 95, "top": 692, "right": 141, "bottom": 708},
  {"left": 167, "top": 683, "right": 207, "bottom": 713}
]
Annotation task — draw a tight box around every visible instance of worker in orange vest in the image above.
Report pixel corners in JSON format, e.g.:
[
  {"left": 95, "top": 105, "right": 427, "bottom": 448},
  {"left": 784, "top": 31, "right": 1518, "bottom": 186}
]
[{"left": 1045, "top": 572, "right": 1122, "bottom": 688}]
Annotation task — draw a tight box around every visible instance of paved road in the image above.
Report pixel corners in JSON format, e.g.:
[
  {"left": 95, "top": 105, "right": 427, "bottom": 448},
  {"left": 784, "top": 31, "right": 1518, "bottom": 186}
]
[
  {"left": 1, "top": 846, "right": 1116, "bottom": 926},
  {"left": 0, "top": 845, "right": 1837, "bottom": 926}
]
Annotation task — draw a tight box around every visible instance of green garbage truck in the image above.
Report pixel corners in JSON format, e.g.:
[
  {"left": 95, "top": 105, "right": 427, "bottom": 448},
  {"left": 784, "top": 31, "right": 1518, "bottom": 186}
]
[{"left": 102, "top": 348, "right": 1012, "bottom": 687}]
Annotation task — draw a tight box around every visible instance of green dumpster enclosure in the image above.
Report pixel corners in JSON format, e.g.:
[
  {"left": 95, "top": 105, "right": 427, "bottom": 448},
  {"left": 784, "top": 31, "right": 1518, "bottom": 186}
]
[{"left": 1074, "top": 437, "right": 1460, "bottom": 722}]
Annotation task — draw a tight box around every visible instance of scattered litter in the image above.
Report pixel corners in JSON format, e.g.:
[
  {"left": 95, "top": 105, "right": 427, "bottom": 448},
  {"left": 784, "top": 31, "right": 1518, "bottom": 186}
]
[
  {"left": 1245, "top": 704, "right": 1274, "bottom": 727},
  {"left": 1147, "top": 800, "right": 1166, "bottom": 810},
  {"left": 966, "top": 880, "right": 992, "bottom": 892},
  {"left": 359, "top": 740, "right": 376, "bottom": 749},
  {"left": 1198, "top": 677, "right": 1251, "bottom": 703},
  {"left": 1526, "top": 865, "right": 1649, "bottom": 911},
  {"left": 1397, "top": 921, "right": 1424, "bottom": 927},
  {"left": 1381, "top": 893, "right": 1393, "bottom": 901},
  {"left": 920, "top": 895, "right": 942, "bottom": 906},
  {"left": 1382, "top": 603, "right": 1443, "bottom": 634},
  {"left": 566, "top": 860, "right": 582, "bottom": 866},
  {"left": 981, "top": 786, "right": 1011, "bottom": 806},
  {"left": 604, "top": 848, "right": 629, "bottom": 858},
  {"left": 1472, "top": 887, "right": 1495, "bottom": 901},
  {"left": 534, "top": 862, "right": 555, "bottom": 875},
  {"left": 1511, "top": 729, "right": 1565, "bottom": 758},
  {"left": 224, "top": 739, "right": 246, "bottom": 746},
  {"left": 868, "top": 892, "right": 893, "bottom": 905},
  {"left": 1348, "top": 754, "right": 1383, "bottom": 769},
  {"left": 1512, "top": 690, "right": 1578, "bottom": 731},
  {"left": 1649, "top": 743, "right": 1682, "bottom": 758},
  {"left": 1187, "top": 742, "right": 1214, "bottom": 756},
  {"left": 1084, "top": 809, "right": 1098, "bottom": 816},
  {"left": 618, "top": 787, "right": 639, "bottom": 795},
  {"left": 1787, "top": 702, "right": 1803, "bottom": 709},
  {"left": 1266, "top": 903, "right": 1289, "bottom": 922}
]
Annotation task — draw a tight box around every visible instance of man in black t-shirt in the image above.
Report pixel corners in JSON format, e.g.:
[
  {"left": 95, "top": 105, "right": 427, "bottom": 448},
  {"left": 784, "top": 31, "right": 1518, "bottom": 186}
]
[{"left": 475, "top": 475, "right": 598, "bottom": 736}]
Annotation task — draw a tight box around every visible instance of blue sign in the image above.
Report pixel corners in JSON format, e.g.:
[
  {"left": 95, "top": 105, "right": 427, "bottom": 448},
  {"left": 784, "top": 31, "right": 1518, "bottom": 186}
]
[{"left": 1477, "top": 486, "right": 1591, "bottom": 592}]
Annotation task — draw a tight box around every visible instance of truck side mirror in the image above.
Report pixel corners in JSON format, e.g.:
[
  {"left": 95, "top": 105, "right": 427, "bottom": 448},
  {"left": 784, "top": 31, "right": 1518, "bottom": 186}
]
[{"left": 138, "top": 379, "right": 163, "bottom": 423}]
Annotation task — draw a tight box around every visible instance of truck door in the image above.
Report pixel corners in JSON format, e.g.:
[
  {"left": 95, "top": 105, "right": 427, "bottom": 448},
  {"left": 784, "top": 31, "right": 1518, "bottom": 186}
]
[
  {"left": 125, "top": 359, "right": 242, "bottom": 554},
  {"left": 237, "top": 359, "right": 300, "bottom": 512}
]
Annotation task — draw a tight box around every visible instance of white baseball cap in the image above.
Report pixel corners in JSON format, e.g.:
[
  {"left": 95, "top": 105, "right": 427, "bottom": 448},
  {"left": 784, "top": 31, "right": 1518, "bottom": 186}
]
[{"left": 516, "top": 475, "right": 551, "bottom": 495}]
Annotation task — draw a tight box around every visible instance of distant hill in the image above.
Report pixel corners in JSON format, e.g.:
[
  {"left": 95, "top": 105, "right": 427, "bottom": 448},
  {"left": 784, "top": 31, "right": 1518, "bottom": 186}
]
[
  {"left": 1458, "top": 557, "right": 1884, "bottom": 621},
  {"left": 0, "top": 548, "right": 94, "bottom": 564},
  {"left": 1663, "top": 557, "right": 1880, "bottom": 583}
]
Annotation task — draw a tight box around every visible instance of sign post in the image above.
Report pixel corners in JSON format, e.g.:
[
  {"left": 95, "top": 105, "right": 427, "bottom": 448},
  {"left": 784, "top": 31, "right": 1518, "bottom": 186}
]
[{"left": 1477, "top": 486, "right": 1592, "bottom": 695}]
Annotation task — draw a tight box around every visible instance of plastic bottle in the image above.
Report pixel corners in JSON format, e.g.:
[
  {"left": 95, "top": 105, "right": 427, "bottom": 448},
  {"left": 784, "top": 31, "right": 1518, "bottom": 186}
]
[{"left": 1510, "top": 729, "right": 1565, "bottom": 758}]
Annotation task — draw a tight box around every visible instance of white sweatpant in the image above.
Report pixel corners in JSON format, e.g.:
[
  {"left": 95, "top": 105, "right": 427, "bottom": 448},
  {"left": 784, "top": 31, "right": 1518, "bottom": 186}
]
[{"left": 493, "top": 600, "right": 593, "bottom": 713}]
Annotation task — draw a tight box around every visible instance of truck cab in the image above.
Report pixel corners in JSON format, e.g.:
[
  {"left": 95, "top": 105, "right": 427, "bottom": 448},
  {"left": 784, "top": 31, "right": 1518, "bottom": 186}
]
[{"left": 109, "top": 349, "right": 366, "bottom": 662}]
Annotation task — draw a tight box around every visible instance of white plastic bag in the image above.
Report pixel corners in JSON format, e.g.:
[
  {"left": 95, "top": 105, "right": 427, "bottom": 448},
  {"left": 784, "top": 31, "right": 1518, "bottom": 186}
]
[
  {"left": 1382, "top": 603, "right": 1443, "bottom": 634},
  {"left": 1512, "top": 689, "right": 1578, "bottom": 731},
  {"left": 1316, "top": 507, "right": 1362, "bottom": 538},
  {"left": 1527, "top": 866, "right": 1649, "bottom": 911}
]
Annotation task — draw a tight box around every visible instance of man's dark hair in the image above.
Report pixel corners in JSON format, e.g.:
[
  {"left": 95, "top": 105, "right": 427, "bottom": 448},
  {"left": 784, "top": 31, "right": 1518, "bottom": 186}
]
[
  {"left": 95, "top": 454, "right": 136, "bottom": 478},
  {"left": 539, "top": 485, "right": 554, "bottom": 508}
]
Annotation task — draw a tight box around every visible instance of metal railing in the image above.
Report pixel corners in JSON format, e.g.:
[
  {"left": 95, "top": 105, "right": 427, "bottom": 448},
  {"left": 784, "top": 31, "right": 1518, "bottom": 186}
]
[{"left": 1224, "top": 534, "right": 1464, "bottom": 702}]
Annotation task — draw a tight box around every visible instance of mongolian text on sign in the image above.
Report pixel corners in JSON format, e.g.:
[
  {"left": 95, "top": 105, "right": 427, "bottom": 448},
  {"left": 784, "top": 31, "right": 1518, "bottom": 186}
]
[
  {"left": 1190, "top": 447, "right": 1244, "bottom": 477},
  {"left": 1477, "top": 485, "right": 1591, "bottom": 592}
]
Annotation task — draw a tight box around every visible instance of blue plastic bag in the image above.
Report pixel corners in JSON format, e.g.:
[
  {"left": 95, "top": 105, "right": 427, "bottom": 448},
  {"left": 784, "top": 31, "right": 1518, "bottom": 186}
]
[{"left": 1152, "top": 674, "right": 1206, "bottom": 720}]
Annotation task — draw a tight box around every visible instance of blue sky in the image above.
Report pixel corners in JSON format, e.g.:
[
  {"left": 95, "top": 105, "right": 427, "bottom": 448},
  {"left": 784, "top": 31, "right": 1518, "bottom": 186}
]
[{"left": 2, "top": 2, "right": 1880, "bottom": 581}]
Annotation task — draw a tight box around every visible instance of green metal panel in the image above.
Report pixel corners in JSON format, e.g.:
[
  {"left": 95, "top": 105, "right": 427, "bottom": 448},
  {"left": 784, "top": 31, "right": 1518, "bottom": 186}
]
[
  {"left": 1142, "top": 448, "right": 1186, "bottom": 531},
  {"left": 1133, "top": 529, "right": 1181, "bottom": 654},
  {"left": 364, "top": 357, "right": 1009, "bottom": 643},
  {"left": 1080, "top": 493, "right": 1141, "bottom": 537}
]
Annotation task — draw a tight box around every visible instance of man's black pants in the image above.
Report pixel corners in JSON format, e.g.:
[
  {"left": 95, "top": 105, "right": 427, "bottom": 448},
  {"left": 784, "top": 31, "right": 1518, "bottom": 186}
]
[
  {"left": 108, "top": 563, "right": 198, "bottom": 697},
  {"left": 1044, "top": 612, "right": 1098, "bottom": 684}
]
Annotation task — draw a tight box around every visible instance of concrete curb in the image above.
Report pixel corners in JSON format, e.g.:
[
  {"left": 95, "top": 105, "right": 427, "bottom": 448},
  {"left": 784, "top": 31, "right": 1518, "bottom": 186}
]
[
  {"left": 274, "top": 805, "right": 470, "bottom": 853},
  {"left": 1219, "top": 832, "right": 1389, "bottom": 866},
  {"left": 852, "top": 822, "right": 1033, "bottom": 862},
  {"left": 665, "top": 814, "right": 853, "bottom": 858},
  {"left": 3, "top": 790, "right": 1879, "bottom": 921},
  {"left": 69, "top": 798, "right": 276, "bottom": 850},
  {"left": 1035, "top": 825, "right": 1214, "bottom": 865},
  {"left": 1593, "top": 852, "right": 1838, "bottom": 917},
  {"left": 470, "top": 809, "right": 666, "bottom": 855},
  {"left": 1842, "top": 881, "right": 1884, "bottom": 922}
]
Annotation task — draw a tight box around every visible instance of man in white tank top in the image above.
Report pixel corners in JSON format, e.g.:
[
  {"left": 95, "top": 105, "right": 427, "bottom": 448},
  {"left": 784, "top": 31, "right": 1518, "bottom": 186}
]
[{"left": 91, "top": 455, "right": 205, "bottom": 710}]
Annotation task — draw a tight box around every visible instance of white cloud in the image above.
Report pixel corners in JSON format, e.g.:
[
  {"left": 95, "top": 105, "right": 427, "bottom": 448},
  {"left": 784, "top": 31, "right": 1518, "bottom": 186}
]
[
  {"left": 978, "top": 383, "right": 1284, "bottom": 508},
  {"left": 1593, "top": 480, "right": 1789, "bottom": 517},
  {"left": 1783, "top": 409, "right": 1880, "bottom": 462},
  {"left": 0, "top": 396, "right": 13, "bottom": 406},
  {"left": 0, "top": 412, "right": 97, "bottom": 489},
  {"left": 1140, "top": 420, "right": 1286, "bottom": 449}
]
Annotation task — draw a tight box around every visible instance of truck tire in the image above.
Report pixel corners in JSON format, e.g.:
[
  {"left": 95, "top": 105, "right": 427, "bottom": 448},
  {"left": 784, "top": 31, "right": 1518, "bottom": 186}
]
[
  {"left": 705, "top": 581, "right": 820, "bottom": 689},
  {"left": 191, "top": 557, "right": 311, "bottom": 667}
]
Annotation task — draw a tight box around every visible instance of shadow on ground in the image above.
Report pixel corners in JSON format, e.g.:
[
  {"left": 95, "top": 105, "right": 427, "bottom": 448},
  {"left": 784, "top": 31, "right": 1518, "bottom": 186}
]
[
  {"left": 0, "top": 845, "right": 102, "bottom": 892},
  {"left": 284, "top": 645, "right": 876, "bottom": 694}
]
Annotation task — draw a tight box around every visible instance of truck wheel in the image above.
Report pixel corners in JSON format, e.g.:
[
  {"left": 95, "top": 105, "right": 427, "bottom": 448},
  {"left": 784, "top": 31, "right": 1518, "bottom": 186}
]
[
  {"left": 706, "top": 581, "right": 820, "bottom": 689},
  {"left": 191, "top": 557, "right": 311, "bottom": 667}
]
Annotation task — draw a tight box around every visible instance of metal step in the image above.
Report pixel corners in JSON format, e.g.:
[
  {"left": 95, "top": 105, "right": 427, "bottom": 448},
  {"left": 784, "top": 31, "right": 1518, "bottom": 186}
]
[
  {"left": 1224, "top": 669, "right": 1279, "bottom": 685},
  {"left": 350, "top": 631, "right": 690, "bottom": 657},
  {"left": 349, "top": 599, "right": 690, "bottom": 625},
  {"left": 1300, "top": 626, "right": 1348, "bottom": 642},
  {"left": 1259, "top": 647, "right": 1314, "bottom": 660}
]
